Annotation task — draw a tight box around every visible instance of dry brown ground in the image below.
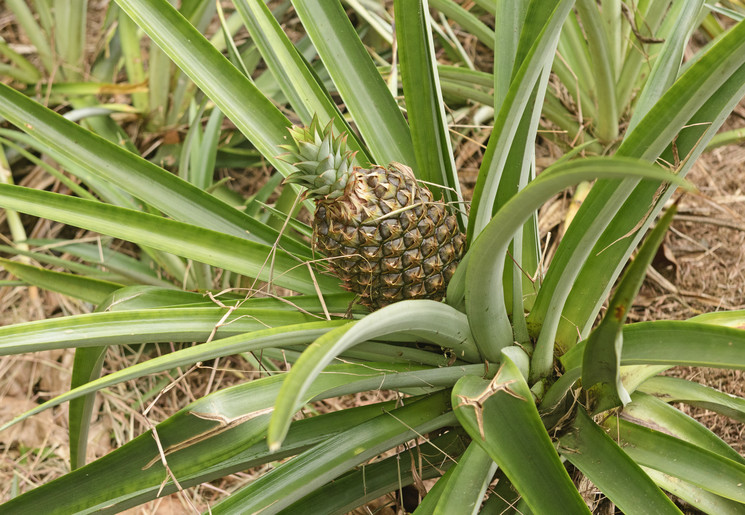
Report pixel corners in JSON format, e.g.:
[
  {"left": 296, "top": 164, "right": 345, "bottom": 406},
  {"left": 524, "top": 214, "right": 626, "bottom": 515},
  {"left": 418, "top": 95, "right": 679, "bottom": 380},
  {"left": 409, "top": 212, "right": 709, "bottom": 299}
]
[
  {"left": 1, "top": 3, "right": 744, "bottom": 513},
  {"left": 638, "top": 140, "right": 745, "bottom": 457}
]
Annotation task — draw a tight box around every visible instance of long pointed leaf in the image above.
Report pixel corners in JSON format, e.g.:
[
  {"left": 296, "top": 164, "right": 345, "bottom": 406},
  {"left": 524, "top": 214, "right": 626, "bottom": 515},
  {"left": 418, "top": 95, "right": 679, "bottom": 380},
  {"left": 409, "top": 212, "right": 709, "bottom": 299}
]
[
  {"left": 0, "top": 322, "right": 343, "bottom": 433},
  {"left": 431, "top": 441, "right": 497, "bottom": 514},
  {"left": 574, "top": 0, "right": 618, "bottom": 142},
  {"left": 532, "top": 20, "right": 745, "bottom": 349},
  {"left": 95, "top": 286, "right": 356, "bottom": 313},
  {"left": 580, "top": 205, "right": 677, "bottom": 411},
  {"left": 267, "top": 300, "right": 478, "bottom": 448},
  {"left": 232, "top": 0, "right": 369, "bottom": 162},
  {"left": 559, "top": 407, "right": 681, "bottom": 514},
  {"left": 563, "top": 321, "right": 745, "bottom": 371},
  {"left": 113, "top": 0, "right": 298, "bottom": 176},
  {"left": 690, "top": 310, "right": 745, "bottom": 329},
  {"left": 0, "top": 83, "right": 308, "bottom": 255},
  {"left": 0, "top": 184, "right": 338, "bottom": 294},
  {"left": 211, "top": 392, "right": 455, "bottom": 514},
  {"left": 493, "top": 1, "right": 529, "bottom": 108},
  {"left": 605, "top": 416, "right": 745, "bottom": 502},
  {"left": 412, "top": 467, "right": 457, "bottom": 514},
  {"left": 19, "top": 239, "right": 177, "bottom": 288},
  {"left": 626, "top": 0, "right": 705, "bottom": 134},
  {"left": 430, "top": 0, "right": 495, "bottom": 50},
  {"left": 1, "top": 372, "right": 405, "bottom": 513},
  {"left": 0, "top": 307, "right": 322, "bottom": 356},
  {"left": 467, "top": 0, "right": 573, "bottom": 239},
  {"left": 452, "top": 355, "right": 590, "bottom": 514},
  {"left": 280, "top": 432, "right": 467, "bottom": 514},
  {"left": 291, "top": 0, "right": 416, "bottom": 167},
  {"left": 638, "top": 375, "right": 745, "bottom": 424},
  {"left": 642, "top": 467, "right": 745, "bottom": 514},
  {"left": 454, "top": 157, "right": 688, "bottom": 362},
  {"left": 69, "top": 346, "right": 107, "bottom": 470},
  {"left": 395, "top": 0, "right": 462, "bottom": 207},
  {"left": 624, "top": 392, "right": 745, "bottom": 465},
  {"left": 0, "top": 257, "right": 122, "bottom": 304}
]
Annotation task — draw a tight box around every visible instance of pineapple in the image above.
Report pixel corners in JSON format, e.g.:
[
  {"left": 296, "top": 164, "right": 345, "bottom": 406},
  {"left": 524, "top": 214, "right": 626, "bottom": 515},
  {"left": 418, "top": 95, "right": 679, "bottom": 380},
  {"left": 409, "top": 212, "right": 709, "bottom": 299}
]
[{"left": 281, "top": 117, "right": 466, "bottom": 309}]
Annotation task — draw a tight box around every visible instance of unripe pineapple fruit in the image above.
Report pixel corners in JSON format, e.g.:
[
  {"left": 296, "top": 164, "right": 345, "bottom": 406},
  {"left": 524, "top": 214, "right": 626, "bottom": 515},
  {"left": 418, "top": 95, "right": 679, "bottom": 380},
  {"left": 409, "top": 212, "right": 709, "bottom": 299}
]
[{"left": 281, "top": 117, "right": 466, "bottom": 309}]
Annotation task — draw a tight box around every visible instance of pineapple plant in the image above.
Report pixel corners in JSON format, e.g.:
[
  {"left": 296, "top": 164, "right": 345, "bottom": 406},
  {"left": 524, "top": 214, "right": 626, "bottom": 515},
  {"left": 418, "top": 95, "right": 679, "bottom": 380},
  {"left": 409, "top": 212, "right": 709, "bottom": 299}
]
[
  {"left": 281, "top": 117, "right": 466, "bottom": 309},
  {"left": 0, "top": 1, "right": 745, "bottom": 513}
]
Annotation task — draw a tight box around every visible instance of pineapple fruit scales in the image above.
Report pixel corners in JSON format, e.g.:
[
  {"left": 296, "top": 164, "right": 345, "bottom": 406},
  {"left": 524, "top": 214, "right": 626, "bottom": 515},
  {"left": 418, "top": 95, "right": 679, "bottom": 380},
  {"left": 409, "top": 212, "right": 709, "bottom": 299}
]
[{"left": 282, "top": 117, "right": 466, "bottom": 309}]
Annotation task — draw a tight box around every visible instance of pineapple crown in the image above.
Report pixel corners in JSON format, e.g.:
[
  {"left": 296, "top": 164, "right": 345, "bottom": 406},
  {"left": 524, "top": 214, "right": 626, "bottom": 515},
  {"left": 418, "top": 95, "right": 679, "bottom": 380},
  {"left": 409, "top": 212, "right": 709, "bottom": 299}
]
[{"left": 280, "top": 115, "right": 357, "bottom": 200}]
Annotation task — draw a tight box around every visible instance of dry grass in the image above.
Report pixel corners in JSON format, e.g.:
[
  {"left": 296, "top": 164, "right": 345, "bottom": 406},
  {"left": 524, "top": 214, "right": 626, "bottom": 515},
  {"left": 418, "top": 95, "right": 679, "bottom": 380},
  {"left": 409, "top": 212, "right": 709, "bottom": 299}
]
[
  {"left": 1, "top": 2, "right": 744, "bottom": 513},
  {"left": 636, "top": 121, "right": 745, "bottom": 459}
]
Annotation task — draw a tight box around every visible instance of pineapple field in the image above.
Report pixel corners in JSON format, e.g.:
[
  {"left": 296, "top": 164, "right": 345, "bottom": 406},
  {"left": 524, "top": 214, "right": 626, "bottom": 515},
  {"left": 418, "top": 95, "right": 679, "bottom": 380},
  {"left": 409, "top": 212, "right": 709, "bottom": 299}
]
[{"left": 0, "top": 1, "right": 744, "bottom": 513}]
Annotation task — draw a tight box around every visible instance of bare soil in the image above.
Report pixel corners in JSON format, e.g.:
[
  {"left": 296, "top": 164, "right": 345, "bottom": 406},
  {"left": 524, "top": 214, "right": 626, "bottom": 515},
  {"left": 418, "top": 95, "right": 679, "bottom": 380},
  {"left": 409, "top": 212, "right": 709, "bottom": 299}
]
[{"left": 0, "top": 3, "right": 743, "bottom": 513}]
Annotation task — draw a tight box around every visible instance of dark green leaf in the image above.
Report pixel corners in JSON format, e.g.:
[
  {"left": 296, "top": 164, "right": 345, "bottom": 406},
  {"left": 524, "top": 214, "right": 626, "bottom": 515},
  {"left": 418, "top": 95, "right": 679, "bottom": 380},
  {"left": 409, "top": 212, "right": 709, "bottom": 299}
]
[
  {"left": 0, "top": 257, "right": 122, "bottom": 304},
  {"left": 559, "top": 407, "right": 682, "bottom": 514},
  {"left": 212, "top": 392, "right": 455, "bottom": 514},
  {"left": 291, "top": 0, "right": 416, "bottom": 167},
  {"left": 605, "top": 416, "right": 745, "bottom": 502},
  {"left": 280, "top": 432, "right": 467, "bottom": 514},
  {"left": 581, "top": 206, "right": 677, "bottom": 413},
  {"left": 0, "top": 184, "right": 338, "bottom": 294},
  {"left": 394, "top": 0, "right": 462, "bottom": 209}
]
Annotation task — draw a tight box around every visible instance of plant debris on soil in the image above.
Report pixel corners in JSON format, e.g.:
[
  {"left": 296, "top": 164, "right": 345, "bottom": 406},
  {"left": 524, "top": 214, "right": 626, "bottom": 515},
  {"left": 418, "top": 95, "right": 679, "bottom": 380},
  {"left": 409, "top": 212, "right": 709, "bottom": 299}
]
[{"left": 1, "top": 3, "right": 744, "bottom": 513}]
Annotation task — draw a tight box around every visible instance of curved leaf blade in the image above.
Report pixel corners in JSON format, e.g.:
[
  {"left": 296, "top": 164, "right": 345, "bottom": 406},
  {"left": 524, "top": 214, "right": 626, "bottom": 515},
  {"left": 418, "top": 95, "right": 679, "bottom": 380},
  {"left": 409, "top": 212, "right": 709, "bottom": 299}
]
[
  {"left": 291, "top": 0, "right": 416, "bottom": 167},
  {"left": 212, "top": 392, "right": 455, "bottom": 514},
  {"left": 605, "top": 416, "right": 745, "bottom": 502},
  {"left": 267, "top": 300, "right": 478, "bottom": 448},
  {"left": 0, "top": 184, "right": 338, "bottom": 294},
  {"left": 559, "top": 407, "right": 682, "bottom": 514},
  {"left": 455, "top": 157, "right": 689, "bottom": 362},
  {"left": 3, "top": 326, "right": 482, "bottom": 444},
  {"left": 452, "top": 356, "right": 590, "bottom": 514}
]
